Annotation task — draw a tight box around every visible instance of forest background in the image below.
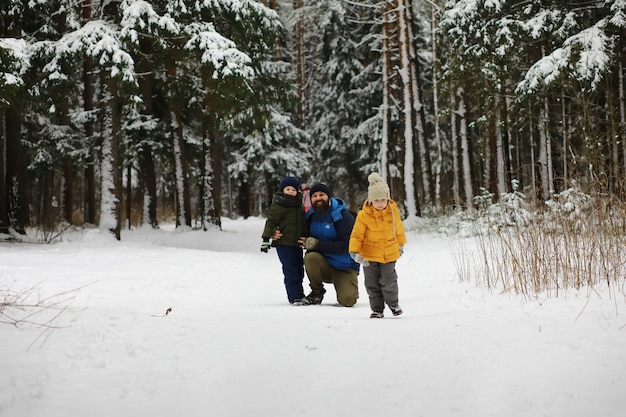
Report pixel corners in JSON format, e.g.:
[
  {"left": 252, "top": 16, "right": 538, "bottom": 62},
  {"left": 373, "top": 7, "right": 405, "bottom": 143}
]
[{"left": 1, "top": 0, "right": 625, "bottom": 239}]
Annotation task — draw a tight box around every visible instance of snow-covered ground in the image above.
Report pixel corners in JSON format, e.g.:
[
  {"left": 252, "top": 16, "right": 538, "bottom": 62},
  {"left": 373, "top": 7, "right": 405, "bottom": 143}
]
[{"left": 1, "top": 217, "right": 624, "bottom": 417}]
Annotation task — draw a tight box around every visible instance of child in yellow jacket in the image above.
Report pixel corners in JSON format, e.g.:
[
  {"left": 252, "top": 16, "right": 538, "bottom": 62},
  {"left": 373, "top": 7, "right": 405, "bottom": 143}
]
[{"left": 349, "top": 172, "right": 407, "bottom": 318}]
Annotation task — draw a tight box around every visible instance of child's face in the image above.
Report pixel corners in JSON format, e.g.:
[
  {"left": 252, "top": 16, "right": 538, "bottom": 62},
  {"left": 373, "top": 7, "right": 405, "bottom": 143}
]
[
  {"left": 283, "top": 185, "right": 298, "bottom": 196},
  {"left": 371, "top": 198, "right": 388, "bottom": 210}
]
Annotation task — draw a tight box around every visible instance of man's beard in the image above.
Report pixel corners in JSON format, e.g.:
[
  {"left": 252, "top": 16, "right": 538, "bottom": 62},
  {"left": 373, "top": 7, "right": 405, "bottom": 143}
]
[{"left": 312, "top": 199, "right": 330, "bottom": 214}]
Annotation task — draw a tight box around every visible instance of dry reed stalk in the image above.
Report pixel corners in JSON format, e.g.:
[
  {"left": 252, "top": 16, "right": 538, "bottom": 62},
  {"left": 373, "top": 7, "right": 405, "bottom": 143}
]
[{"left": 451, "top": 195, "right": 626, "bottom": 301}]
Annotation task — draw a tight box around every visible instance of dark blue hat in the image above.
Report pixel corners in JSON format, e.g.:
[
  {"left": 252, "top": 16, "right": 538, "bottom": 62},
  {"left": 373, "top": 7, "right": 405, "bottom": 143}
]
[
  {"left": 279, "top": 176, "right": 301, "bottom": 192},
  {"left": 310, "top": 183, "right": 331, "bottom": 197}
]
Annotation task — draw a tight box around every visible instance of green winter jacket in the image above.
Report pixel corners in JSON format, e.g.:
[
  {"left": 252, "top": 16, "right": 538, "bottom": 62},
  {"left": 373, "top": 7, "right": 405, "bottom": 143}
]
[{"left": 262, "top": 192, "right": 307, "bottom": 246}]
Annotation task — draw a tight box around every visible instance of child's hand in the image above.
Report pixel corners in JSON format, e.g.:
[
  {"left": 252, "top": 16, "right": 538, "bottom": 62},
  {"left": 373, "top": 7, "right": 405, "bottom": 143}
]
[
  {"left": 260, "top": 241, "right": 271, "bottom": 253},
  {"left": 272, "top": 228, "right": 283, "bottom": 240},
  {"left": 350, "top": 252, "right": 370, "bottom": 266}
]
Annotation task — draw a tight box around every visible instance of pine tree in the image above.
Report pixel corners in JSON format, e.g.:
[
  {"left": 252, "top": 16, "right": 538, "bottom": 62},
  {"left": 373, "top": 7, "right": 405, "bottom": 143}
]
[{"left": 1, "top": 0, "right": 34, "bottom": 235}]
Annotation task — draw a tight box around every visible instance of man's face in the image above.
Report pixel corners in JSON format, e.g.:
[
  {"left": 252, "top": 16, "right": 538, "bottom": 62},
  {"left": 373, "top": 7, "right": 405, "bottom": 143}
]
[{"left": 311, "top": 191, "right": 330, "bottom": 213}]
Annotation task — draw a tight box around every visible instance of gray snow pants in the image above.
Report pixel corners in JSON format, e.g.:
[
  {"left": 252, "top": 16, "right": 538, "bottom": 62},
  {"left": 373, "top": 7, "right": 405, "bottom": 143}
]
[{"left": 363, "top": 261, "right": 399, "bottom": 312}]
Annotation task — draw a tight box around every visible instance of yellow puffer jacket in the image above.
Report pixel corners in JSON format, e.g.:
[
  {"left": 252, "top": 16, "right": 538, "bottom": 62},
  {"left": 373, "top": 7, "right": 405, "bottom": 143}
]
[{"left": 349, "top": 199, "right": 407, "bottom": 264}]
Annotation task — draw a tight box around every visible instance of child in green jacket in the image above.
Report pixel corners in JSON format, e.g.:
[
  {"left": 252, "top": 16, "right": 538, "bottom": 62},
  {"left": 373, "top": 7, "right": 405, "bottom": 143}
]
[{"left": 261, "top": 176, "right": 308, "bottom": 305}]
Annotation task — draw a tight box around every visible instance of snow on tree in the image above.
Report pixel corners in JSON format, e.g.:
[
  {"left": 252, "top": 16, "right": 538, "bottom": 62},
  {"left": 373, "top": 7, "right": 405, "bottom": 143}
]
[
  {"left": 0, "top": 38, "right": 28, "bottom": 100},
  {"left": 516, "top": 0, "right": 625, "bottom": 94},
  {"left": 185, "top": 23, "right": 253, "bottom": 77},
  {"left": 41, "top": 20, "right": 136, "bottom": 84},
  {"left": 516, "top": 24, "right": 612, "bottom": 93}
]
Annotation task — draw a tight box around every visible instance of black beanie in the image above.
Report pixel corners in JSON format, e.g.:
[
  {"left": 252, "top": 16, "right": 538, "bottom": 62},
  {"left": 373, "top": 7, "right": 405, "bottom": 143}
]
[{"left": 310, "top": 183, "right": 331, "bottom": 197}]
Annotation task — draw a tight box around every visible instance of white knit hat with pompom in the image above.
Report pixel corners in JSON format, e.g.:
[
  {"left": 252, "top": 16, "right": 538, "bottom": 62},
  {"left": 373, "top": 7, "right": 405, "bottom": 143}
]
[{"left": 367, "top": 172, "right": 390, "bottom": 201}]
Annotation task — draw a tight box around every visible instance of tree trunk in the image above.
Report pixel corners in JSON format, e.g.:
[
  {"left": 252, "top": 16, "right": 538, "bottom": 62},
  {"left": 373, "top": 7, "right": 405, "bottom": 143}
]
[
  {"left": 380, "top": 0, "right": 393, "bottom": 181},
  {"left": 200, "top": 131, "right": 219, "bottom": 229},
  {"left": 397, "top": 0, "right": 418, "bottom": 217},
  {"left": 137, "top": 54, "right": 159, "bottom": 228},
  {"left": 55, "top": 8, "right": 74, "bottom": 225},
  {"left": 561, "top": 91, "right": 569, "bottom": 188},
  {"left": 5, "top": 106, "right": 29, "bottom": 233},
  {"left": 139, "top": 147, "right": 158, "bottom": 227},
  {"left": 99, "top": 74, "right": 123, "bottom": 240},
  {"left": 431, "top": 5, "right": 443, "bottom": 208},
  {"left": 210, "top": 125, "right": 223, "bottom": 224},
  {"left": 458, "top": 88, "right": 474, "bottom": 211},
  {"left": 39, "top": 170, "right": 56, "bottom": 233},
  {"left": 2, "top": 13, "right": 28, "bottom": 234},
  {"left": 406, "top": 0, "right": 431, "bottom": 210},
  {"left": 238, "top": 175, "right": 251, "bottom": 219},
  {"left": 166, "top": 60, "right": 192, "bottom": 228},
  {"left": 607, "top": 79, "right": 618, "bottom": 195},
  {"left": 495, "top": 106, "right": 506, "bottom": 197},
  {"left": 82, "top": 2, "right": 96, "bottom": 225},
  {"left": 126, "top": 163, "right": 132, "bottom": 229},
  {"left": 59, "top": 89, "right": 74, "bottom": 225},
  {"left": 500, "top": 82, "right": 513, "bottom": 194},
  {"left": 63, "top": 157, "right": 74, "bottom": 224},
  {"left": 199, "top": 69, "right": 221, "bottom": 229},
  {"left": 0, "top": 111, "right": 7, "bottom": 234},
  {"left": 538, "top": 97, "right": 552, "bottom": 201},
  {"left": 486, "top": 105, "right": 496, "bottom": 196},
  {"left": 295, "top": 0, "right": 305, "bottom": 129},
  {"left": 528, "top": 105, "right": 537, "bottom": 199},
  {"left": 450, "top": 89, "right": 461, "bottom": 210},
  {"left": 617, "top": 56, "right": 626, "bottom": 193}
]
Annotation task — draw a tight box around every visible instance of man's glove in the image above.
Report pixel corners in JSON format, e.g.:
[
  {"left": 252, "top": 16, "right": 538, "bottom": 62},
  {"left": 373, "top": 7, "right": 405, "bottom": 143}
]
[
  {"left": 260, "top": 240, "right": 271, "bottom": 253},
  {"left": 399, "top": 246, "right": 404, "bottom": 256},
  {"left": 350, "top": 252, "right": 370, "bottom": 266},
  {"left": 303, "top": 237, "right": 319, "bottom": 250}
]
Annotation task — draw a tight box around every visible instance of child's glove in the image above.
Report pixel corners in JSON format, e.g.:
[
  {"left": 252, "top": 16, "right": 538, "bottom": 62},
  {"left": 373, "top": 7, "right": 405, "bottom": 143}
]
[
  {"left": 260, "top": 240, "right": 271, "bottom": 253},
  {"left": 303, "top": 237, "right": 319, "bottom": 250},
  {"left": 350, "top": 252, "right": 370, "bottom": 266}
]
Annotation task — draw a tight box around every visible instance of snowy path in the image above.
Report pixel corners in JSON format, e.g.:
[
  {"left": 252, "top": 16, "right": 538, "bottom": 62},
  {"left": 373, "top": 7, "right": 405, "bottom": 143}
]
[{"left": 1, "top": 218, "right": 624, "bottom": 417}]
